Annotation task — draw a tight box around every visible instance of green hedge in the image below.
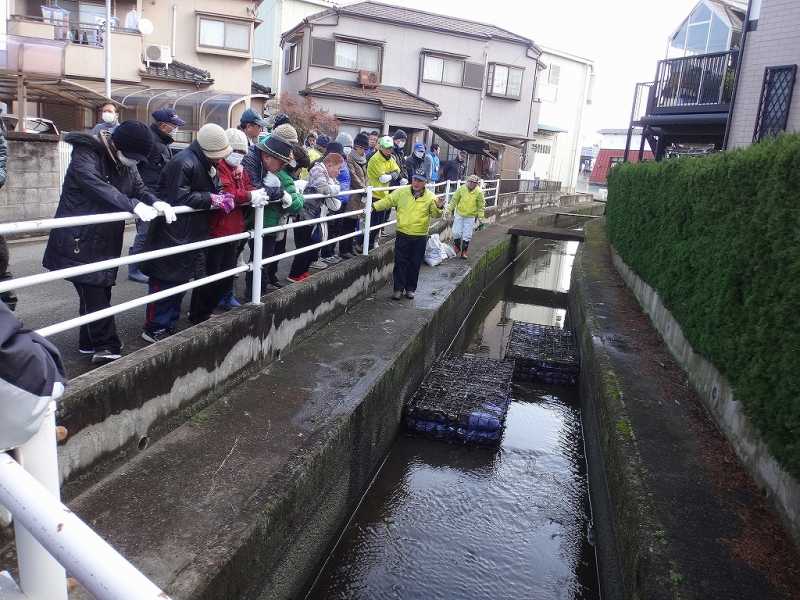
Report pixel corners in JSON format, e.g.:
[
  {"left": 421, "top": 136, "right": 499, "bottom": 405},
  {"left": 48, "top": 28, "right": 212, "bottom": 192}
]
[{"left": 607, "top": 135, "right": 800, "bottom": 478}]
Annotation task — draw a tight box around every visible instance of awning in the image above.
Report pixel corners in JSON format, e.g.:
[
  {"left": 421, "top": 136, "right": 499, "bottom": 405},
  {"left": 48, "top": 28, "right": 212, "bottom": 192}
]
[
  {"left": 429, "top": 125, "right": 504, "bottom": 158},
  {"left": 479, "top": 129, "right": 536, "bottom": 146},
  {"left": 535, "top": 123, "right": 568, "bottom": 134},
  {"left": 0, "top": 74, "right": 120, "bottom": 108}
]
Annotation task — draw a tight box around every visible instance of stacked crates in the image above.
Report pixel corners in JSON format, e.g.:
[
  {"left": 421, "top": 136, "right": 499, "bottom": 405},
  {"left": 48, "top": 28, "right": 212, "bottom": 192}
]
[{"left": 505, "top": 322, "right": 579, "bottom": 385}]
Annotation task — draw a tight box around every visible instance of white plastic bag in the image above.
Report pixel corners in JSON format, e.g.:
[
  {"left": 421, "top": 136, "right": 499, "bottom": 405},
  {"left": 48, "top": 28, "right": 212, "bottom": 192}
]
[{"left": 424, "top": 234, "right": 446, "bottom": 266}]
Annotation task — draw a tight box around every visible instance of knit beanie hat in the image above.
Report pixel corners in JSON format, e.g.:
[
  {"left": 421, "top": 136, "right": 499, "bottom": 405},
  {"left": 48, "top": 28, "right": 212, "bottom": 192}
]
[
  {"left": 316, "top": 133, "right": 330, "bottom": 148},
  {"left": 393, "top": 129, "right": 407, "bottom": 141},
  {"left": 354, "top": 132, "right": 370, "bottom": 149},
  {"left": 335, "top": 132, "right": 354, "bottom": 148},
  {"left": 111, "top": 120, "right": 153, "bottom": 162},
  {"left": 197, "top": 123, "right": 232, "bottom": 160},
  {"left": 325, "top": 141, "right": 344, "bottom": 156},
  {"left": 272, "top": 123, "right": 299, "bottom": 144},
  {"left": 225, "top": 128, "right": 248, "bottom": 153}
]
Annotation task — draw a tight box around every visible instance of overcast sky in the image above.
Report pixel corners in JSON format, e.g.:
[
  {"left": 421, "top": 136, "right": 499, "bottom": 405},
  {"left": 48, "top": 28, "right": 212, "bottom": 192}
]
[{"left": 395, "top": 0, "right": 698, "bottom": 143}]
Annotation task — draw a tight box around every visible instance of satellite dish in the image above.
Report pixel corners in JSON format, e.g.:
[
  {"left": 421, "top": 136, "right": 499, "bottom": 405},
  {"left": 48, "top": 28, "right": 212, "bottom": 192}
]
[{"left": 138, "top": 18, "right": 154, "bottom": 35}]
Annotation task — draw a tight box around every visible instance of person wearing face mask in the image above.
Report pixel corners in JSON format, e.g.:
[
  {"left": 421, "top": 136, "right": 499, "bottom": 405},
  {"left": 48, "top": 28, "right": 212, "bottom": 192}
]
[
  {"left": 127, "top": 108, "right": 185, "bottom": 284},
  {"left": 319, "top": 134, "right": 352, "bottom": 265},
  {"left": 428, "top": 143, "right": 441, "bottom": 183},
  {"left": 43, "top": 120, "right": 165, "bottom": 364},
  {"left": 391, "top": 129, "right": 410, "bottom": 183},
  {"left": 366, "top": 135, "right": 402, "bottom": 249},
  {"left": 405, "top": 142, "right": 433, "bottom": 187},
  {"left": 141, "top": 123, "right": 235, "bottom": 342},
  {"left": 91, "top": 102, "right": 119, "bottom": 135}
]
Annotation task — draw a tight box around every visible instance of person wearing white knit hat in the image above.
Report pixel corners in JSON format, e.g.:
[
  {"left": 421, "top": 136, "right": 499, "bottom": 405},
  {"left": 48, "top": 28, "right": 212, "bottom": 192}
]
[{"left": 196, "top": 123, "right": 232, "bottom": 160}]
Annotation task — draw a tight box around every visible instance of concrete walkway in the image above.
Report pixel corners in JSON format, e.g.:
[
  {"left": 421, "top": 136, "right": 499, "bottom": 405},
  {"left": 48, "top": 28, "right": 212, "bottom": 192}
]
[{"left": 572, "top": 220, "right": 800, "bottom": 600}]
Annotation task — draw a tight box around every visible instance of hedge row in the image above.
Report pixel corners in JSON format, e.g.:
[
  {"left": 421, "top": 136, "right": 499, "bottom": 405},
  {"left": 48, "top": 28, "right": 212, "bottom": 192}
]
[{"left": 606, "top": 134, "right": 800, "bottom": 479}]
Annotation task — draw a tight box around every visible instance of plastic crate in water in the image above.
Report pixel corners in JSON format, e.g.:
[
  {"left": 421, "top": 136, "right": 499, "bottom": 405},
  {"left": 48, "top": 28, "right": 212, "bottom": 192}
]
[{"left": 505, "top": 321, "right": 579, "bottom": 385}]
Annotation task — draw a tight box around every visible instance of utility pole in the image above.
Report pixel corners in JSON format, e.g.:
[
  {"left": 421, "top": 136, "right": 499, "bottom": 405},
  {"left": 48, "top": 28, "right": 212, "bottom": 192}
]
[{"left": 104, "top": 0, "right": 112, "bottom": 98}]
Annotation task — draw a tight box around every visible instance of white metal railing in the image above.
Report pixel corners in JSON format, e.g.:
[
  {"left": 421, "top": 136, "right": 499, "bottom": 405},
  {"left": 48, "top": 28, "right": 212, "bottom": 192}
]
[{"left": 0, "top": 177, "right": 514, "bottom": 599}]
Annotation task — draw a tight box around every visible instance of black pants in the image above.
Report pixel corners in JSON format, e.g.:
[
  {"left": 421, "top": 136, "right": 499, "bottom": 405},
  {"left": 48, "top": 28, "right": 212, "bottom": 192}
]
[
  {"left": 245, "top": 235, "right": 281, "bottom": 299},
  {"left": 73, "top": 282, "right": 121, "bottom": 352},
  {"left": 268, "top": 235, "right": 287, "bottom": 281},
  {"left": 393, "top": 233, "right": 427, "bottom": 293},
  {"left": 369, "top": 209, "right": 389, "bottom": 249},
  {"left": 289, "top": 224, "right": 316, "bottom": 277},
  {"left": 189, "top": 242, "right": 238, "bottom": 323},
  {"left": 339, "top": 218, "right": 357, "bottom": 256}
]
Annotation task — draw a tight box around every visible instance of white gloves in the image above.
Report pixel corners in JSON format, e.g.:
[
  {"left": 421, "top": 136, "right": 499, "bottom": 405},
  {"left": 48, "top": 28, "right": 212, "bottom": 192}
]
[
  {"left": 399, "top": 178, "right": 408, "bottom": 185},
  {"left": 249, "top": 188, "right": 268, "bottom": 207},
  {"left": 281, "top": 191, "right": 292, "bottom": 209},
  {"left": 132, "top": 202, "right": 158, "bottom": 222},
  {"left": 329, "top": 183, "right": 341, "bottom": 196},
  {"left": 152, "top": 200, "right": 177, "bottom": 224},
  {"left": 378, "top": 174, "right": 392, "bottom": 184},
  {"left": 295, "top": 179, "right": 308, "bottom": 193}
]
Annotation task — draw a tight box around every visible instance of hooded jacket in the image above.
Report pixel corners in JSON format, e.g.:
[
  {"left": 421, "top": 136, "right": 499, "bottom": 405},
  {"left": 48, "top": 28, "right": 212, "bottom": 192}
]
[
  {"left": 366, "top": 151, "right": 401, "bottom": 201},
  {"left": 0, "top": 302, "right": 65, "bottom": 452},
  {"left": 141, "top": 141, "right": 218, "bottom": 282},
  {"left": 139, "top": 122, "right": 174, "bottom": 193},
  {"left": 42, "top": 131, "right": 158, "bottom": 287}
]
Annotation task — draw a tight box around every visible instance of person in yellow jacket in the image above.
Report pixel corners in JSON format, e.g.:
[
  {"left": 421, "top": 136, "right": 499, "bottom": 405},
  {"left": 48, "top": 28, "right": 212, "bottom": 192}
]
[
  {"left": 447, "top": 174, "right": 485, "bottom": 258},
  {"left": 373, "top": 166, "right": 443, "bottom": 300},
  {"left": 366, "top": 135, "right": 404, "bottom": 249}
]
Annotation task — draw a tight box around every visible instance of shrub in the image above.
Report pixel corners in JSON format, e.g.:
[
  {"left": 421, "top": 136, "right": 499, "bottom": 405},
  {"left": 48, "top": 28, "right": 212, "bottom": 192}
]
[{"left": 607, "top": 135, "right": 800, "bottom": 478}]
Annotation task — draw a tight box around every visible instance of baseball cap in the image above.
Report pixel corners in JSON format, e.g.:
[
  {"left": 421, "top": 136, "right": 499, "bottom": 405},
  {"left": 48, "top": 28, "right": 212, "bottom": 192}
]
[
  {"left": 413, "top": 142, "right": 425, "bottom": 152},
  {"left": 151, "top": 108, "right": 185, "bottom": 127},
  {"left": 378, "top": 135, "right": 393, "bottom": 149},
  {"left": 240, "top": 108, "right": 268, "bottom": 128}
]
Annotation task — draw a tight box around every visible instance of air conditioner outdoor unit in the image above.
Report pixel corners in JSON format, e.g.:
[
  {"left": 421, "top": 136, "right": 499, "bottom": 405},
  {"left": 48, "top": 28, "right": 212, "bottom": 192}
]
[
  {"left": 358, "top": 69, "right": 379, "bottom": 89},
  {"left": 144, "top": 44, "right": 172, "bottom": 66}
]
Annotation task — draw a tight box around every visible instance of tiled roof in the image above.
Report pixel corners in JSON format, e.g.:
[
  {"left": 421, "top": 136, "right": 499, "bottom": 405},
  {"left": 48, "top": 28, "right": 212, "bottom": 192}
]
[
  {"left": 251, "top": 80, "right": 272, "bottom": 95},
  {"left": 308, "top": 1, "right": 535, "bottom": 47},
  {"left": 303, "top": 79, "right": 441, "bottom": 116},
  {"left": 143, "top": 60, "right": 214, "bottom": 85}
]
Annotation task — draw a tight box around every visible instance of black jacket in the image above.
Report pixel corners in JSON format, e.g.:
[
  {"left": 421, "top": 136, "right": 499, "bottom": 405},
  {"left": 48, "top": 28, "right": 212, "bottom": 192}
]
[
  {"left": 141, "top": 141, "right": 218, "bottom": 283},
  {"left": 393, "top": 147, "right": 408, "bottom": 180},
  {"left": 440, "top": 159, "right": 465, "bottom": 183},
  {"left": 139, "top": 123, "right": 174, "bottom": 193},
  {"left": 42, "top": 131, "right": 158, "bottom": 287}
]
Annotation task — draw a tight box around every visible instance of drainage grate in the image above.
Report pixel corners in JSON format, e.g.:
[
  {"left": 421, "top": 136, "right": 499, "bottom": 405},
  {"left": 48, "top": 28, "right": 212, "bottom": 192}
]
[
  {"left": 505, "top": 321, "right": 579, "bottom": 385},
  {"left": 405, "top": 354, "right": 515, "bottom": 446}
]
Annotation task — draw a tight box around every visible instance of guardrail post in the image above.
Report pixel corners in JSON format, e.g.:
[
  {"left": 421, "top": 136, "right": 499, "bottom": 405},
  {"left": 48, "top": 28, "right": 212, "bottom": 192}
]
[
  {"left": 495, "top": 179, "right": 501, "bottom": 207},
  {"left": 250, "top": 204, "right": 264, "bottom": 305},
  {"left": 444, "top": 180, "right": 452, "bottom": 209},
  {"left": 14, "top": 400, "right": 68, "bottom": 600},
  {"left": 361, "top": 186, "right": 373, "bottom": 256}
]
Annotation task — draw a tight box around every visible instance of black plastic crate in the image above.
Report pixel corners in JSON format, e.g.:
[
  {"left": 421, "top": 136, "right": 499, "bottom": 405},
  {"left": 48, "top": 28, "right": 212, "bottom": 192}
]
[{"left": 505, "top": 322, "right": 579, "bottom": 385}]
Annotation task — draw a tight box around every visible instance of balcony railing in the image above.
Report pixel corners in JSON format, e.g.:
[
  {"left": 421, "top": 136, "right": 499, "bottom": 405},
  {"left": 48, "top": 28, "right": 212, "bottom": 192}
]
[
  {"left": 9, "top": 14, "right": 140, "bottom": 47},
  {"left": 650, "top": 50, "right": 739, "bottom": 114}
]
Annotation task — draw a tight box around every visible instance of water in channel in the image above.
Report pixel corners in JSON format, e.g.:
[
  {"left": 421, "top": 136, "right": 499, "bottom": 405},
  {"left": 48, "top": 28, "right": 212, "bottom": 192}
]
[{"left": 306, "top": 238, "right": 600, "bottom": 600}]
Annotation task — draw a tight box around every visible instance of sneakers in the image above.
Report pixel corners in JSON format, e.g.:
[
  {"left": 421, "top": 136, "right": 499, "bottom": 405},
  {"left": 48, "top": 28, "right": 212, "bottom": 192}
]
[
  {"left": 127, "top": 270, "right": 149, "bottom": 284},
  {"left": 141, "top": 328, "right": 172, "bottom": 344},
  {"left": 460, "top": 252, "right": 468, "bottom": 259},
  {"left": 78, "top": 347, "right": 95, "bottom": 355},
  {"left": 91, "top": 349, "right": 122, "bottom": 364},
  {"left": 310, "top": 260, "right": 328, "bottom": 270},
  {"left": 218, "top": 292, "right": 242, "bottom": 310},
  {"left": 340, "top": 252, "right": 355, "bottom": 260},
  {"left": 405, "top": 290, "right": 416, "bottom": 299},
  {"left": 323, "top": 255, "right": 342, "bottom": 265},
  {"left": 287, "top": 274, "right": 305, "bottom": 283},
  {"left": 391, "top": 290, "right": 403, "bottom": 300}
]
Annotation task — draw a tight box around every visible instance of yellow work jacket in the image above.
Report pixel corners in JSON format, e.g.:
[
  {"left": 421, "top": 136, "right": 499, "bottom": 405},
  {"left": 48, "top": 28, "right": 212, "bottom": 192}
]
[
  {"left": 448, "top": 185, "right": 486, "bottom": 219},
  {"left": 367, "top": 151, "right": 400, "bottom": 200},
  {"left": 373, "top": 187, "right": 442, "bottom": 236}
]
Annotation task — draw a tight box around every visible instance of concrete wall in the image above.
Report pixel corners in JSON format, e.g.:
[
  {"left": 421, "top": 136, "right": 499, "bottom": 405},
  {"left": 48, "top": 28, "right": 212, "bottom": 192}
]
[
  {"left": 728, "top": 0, "right": 800, "bottom": 148},
  {"left": 611, "top": 249, "right": 800, "bottom": 546},
  {"left": 0, "top": 134, "right": 60, "bottom": 224}
]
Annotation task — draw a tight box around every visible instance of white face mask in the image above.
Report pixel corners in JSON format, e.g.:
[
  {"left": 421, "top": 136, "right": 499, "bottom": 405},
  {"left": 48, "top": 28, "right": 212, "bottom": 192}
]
[
  {"left": 102, "top": 111, "right": 117, "bottom": 124},
  {"left": 414, "top": 150, "right": 424, "bottom": 158},
  {"left": 225, "top": 152, "right": 244, "bottom": 167},
  {"left": 343, "top": 146, "right": 353, "bottom": 156},
  {"left": 116, "top": 151, "right": 139, "bottom": 167}
]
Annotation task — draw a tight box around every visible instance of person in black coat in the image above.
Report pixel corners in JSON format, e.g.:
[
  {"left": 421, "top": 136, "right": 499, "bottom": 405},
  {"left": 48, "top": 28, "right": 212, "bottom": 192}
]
[
  {"left": 42, "top": 121, "right": 165, "bottom": 364},
  {"left": 128, "top": 108, "right": 185, "bottom": 284},
  {"left": 392, "top": 129, "right": 409, "bottom": 182},
  {"left": 440, "top": 151, "right": 466, "bottom": 184},
  {"left": 141, "top": 123, "right": 233, "bottom": 343}
]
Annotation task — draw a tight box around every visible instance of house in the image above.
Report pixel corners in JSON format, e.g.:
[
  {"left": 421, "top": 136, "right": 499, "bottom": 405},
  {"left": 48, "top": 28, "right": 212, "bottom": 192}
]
[
  {"left": 623, "top": 0, "right": 747, "bottom": 160},
  {"left": 252, "top": 0, "right": 336, "bottom": 95},
  {"left": 0, "top": 0, "right": 268, "bottom": 138},
  {"left": 591, "top": 128, "right": 654, "bottom": 186},
  {"left": 726, "top": 0, "right": 800, "bottom": 147},
  {"left": 528, "top": 46, "right": 594, "bottom": 192},
  {"left": 279, "top": 1, "right": 542, "bottom": 177}
]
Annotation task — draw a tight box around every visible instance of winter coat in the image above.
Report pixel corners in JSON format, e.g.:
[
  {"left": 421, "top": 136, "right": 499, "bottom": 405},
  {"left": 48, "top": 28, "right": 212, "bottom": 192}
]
[
  {"left": 448, "top": 184, "right": 486, "bottom": 219},
  {"left": 139, "top": 123, "right": 174, "bottom": 193},
  {"left": 302, "top": 163, "right": 341, "bottom": 221},
  {"left": 141, "top": 141, "right": 217, "bottom": 283},
  {"left": 366, "top": 151, "right": 401, "bottom": 201},
  {"left": 346, "top": 153, "right": 367, "bottom": 216},
  {"left": 428, "top": 152, "right": 440, "bottom": 182},
  {"left": 393, "top": 147, "right": 408, "bottom": 180},
  {"left": 372, "top": 187, "right": 442, "bottom": 236},
  {"left": 242, "top": 145, "right": 303, "bottom": 228},
  {"left": 440, "top": 159, "right": 465, "bottom": 183},
  {"left": 336, "top": 162, "right": 351, "bottom": 206},
  {"left": 0, "top": 125, "right": 7, "bottom": 189},
  {"left": 209, "top": 160, "right": 252, "bottom": 238},
  {"left": 90, "top": 121, "right": 117, "bottom": 135},
  {"left": 0, "top": 302, "right": 65, "bottom": 452},
  {"left": 42, "top": 131, "right": 158, "bottom": 287},
  {"left": 405, "top": 153, "right": 433, "bottom": 182}
]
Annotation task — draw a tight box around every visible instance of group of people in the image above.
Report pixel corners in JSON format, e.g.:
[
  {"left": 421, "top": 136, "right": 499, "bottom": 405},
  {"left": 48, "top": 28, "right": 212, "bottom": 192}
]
[{"left": 27, "top": 104, "right": 485, "bottom": 365}]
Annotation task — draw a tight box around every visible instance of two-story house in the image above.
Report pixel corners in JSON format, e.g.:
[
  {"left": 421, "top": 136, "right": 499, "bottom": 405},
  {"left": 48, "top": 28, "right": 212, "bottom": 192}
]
[
  {"left": 279, "top": 1, "right": 541, "bottom": 175},
  {"left": 726, "top": 0, "right": 800, "bottom": 147},
  {"left": 0, "top": 0, "right": 267, "bottom": 138},
  {"left": 623, "top": 0, "right": 747, "bottom": 160}
]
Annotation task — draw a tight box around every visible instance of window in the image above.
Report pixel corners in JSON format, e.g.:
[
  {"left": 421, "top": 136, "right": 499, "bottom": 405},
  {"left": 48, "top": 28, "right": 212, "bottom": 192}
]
[
  {"left": 422, "top": 54, "right": 484, "bottom": 89},
  {"left": 199, "top": 17, "right": 250, "bottom": 52},
  {"left": 668, "top": 3, "right": 733, "bottom": 58},
  {"left": 487, "top": 63, "right": 524, "bottom": 99},
  {"left": 284, "top": 40, "right": 301, "bottom": 74},
  {"left": 334, "top": 40, "right": 381, "bottom": 72},
  {"left": 548, "top": 65, "right": 561, "bottom": 86},
  {"left": 753, "top": 65, "right": 798, "bottom": 142}
]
